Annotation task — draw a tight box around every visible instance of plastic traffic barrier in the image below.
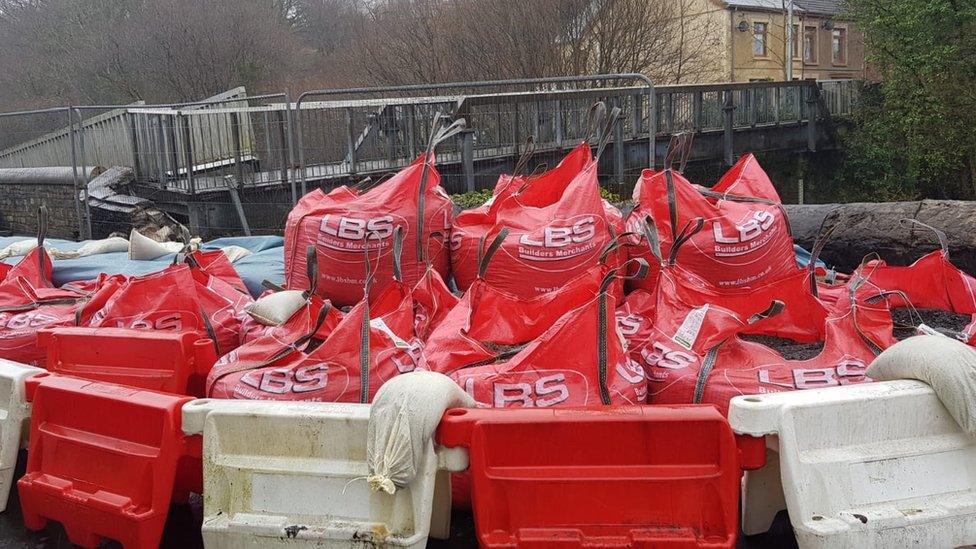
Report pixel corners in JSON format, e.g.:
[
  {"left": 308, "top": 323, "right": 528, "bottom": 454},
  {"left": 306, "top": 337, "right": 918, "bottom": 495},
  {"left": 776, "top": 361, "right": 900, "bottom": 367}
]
[
  {"left": 729, "top": 380, "right": 976, "bottom": 548},
  {"left": 181, "top": 398, "right": 467, "bottom": 548},
  {"left": 17, "top": 374, "right": 201, "bottom": 548},
  {"left": 39, "top": 327, "right": 217, "bottom": 397},
  {"left": 0, "top": 359, "right": 43, "bottom": 511},
  {"left": 437, "top": 405, "right": 765, "bottom": 548}
]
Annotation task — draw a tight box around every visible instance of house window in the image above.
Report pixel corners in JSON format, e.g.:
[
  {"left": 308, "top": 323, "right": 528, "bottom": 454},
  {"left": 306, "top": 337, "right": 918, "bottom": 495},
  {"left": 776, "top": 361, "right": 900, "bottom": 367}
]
[
  {"left": 792, "top": 24, "right": 800, "bottom": 58},
  {"left": 803, "top": 25, "right": 818, "bottom": 63},
  {"left": 832, "top": 27, "right": 847, "bottom": 64},
  {"left": 753, "top": 22, "right": 768, "bottom": 57}
]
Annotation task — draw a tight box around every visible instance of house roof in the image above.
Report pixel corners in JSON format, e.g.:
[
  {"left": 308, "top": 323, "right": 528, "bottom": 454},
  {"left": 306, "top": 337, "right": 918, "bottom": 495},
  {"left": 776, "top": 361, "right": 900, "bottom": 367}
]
[
  {"left": 722, "top": 0, "right": 846, "bottom": 16},
  {"left": 796, "top": 0, "right": 846, "bottom": 16},
  {"left": 723, "top": 0, "right": 803, "bottom": 12}
]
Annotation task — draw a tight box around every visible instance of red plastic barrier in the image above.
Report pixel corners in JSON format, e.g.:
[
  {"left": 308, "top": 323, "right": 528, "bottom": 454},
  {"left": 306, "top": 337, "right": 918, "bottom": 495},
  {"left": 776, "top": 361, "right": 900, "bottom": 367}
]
[
  {"left": 38, "top": 327, "right": 217, "bottom": 397},
  {"left": 18, "top": 374, "right": 201, "bottom": 549},
  {"left": 438, "top": 406, "right": 765, "bottom": 548}
]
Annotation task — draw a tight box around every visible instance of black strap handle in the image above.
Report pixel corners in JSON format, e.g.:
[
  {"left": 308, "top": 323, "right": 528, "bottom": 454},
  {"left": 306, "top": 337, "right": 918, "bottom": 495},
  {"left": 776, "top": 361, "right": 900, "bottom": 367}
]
[
  {"left": 596, "top": 257, "right": 650, "bottom": 405},
  {"left": 304, "top": 245, "right": 319, "bottom": 297},
  {"left": 262, "top": 279, "right": 286, "bottom": 292},
  {"left": 598, "top": 231, "right": 639, "bottom": 264},
  {"left": 585, "top": 102, "right": 608, "bottom": 142},
  {"left": 416, "top": 114, "right": 467, "bottom": 264},
  {"left": 902, "top": 218, "right": 949, "bottom": 256},
  {"left": 594, "top": 106, "right": 622, "bottom": 162},
  {"left": 477, "top": 228, "right": 509, "bottom": 279},
  {"left": 35, "top": 205, "right": 48, "bottom": 275},
  {"left": 747, "top": 300, "right": 785, "bottom": 325},
  {"left": 391, "top": 226, "right": 404, "bottom": 282},
  {"left": 664, "top": 132, "right": 695, "bottom": 172},
  {"left": 807, "top": 218, "right": 840, "bottom": 296},
  {"left": 511, "top": 136, "right": 536, "bottom": 181},
  {"left": 640, "top": 216, "right": 663, "bottom": 264},
  {"left": 668, "top": 217, "right": 705, "bottom": 266}
]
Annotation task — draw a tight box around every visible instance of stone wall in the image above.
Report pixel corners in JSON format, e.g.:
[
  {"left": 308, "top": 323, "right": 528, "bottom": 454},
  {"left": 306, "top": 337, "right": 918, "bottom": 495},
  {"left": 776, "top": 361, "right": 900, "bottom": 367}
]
[{"left": 0, "top": 182, "right": 81, "bottom": 238}]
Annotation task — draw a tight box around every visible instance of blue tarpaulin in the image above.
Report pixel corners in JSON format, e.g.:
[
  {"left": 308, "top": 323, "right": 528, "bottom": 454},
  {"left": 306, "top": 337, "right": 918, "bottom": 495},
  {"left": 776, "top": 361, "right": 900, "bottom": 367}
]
[
  {"left": 0, "top": 235, "right": 285, "bottom": 297},
  {"left": 2, "top": 235, "right": 826, "bottom": 298}
]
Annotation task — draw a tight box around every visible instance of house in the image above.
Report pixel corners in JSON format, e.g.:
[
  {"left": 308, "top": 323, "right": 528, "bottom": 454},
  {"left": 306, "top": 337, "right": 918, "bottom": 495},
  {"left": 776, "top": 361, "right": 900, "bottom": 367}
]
[{"left": 705, "top": 0, "right": 867, "bottom": 82}]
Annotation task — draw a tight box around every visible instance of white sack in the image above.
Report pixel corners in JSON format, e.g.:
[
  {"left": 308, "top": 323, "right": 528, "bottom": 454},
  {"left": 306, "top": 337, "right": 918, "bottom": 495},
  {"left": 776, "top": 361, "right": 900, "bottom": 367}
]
[
  {"left": 867, "top": 335, "right": 976, "bottom": 437},
  {"left": 0, "top": 239, "right": 39, "bottom": 260},
  {"left": 128, "top": 229, "right": 200, "bottom": 260},
  {"left": 50, "top": 237, "right": 129, "bottom": 260},
  {"left": 244, "top": 290, "right": 307, "bottom": 326},
  {"left": 221, "top": 245, "right": 252, "bottom": 263},
  {"left": 367, "top": 371, "right": 475, "bottom": 494}
]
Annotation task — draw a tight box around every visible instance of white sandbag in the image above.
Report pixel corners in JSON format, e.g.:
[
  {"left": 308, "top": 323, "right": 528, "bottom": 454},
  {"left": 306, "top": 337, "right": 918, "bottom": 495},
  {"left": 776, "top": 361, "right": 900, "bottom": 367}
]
[
  {"left": 128, "top": 229, "right": 200, "bottom": 260},
  {"left": 50, "top": 237, "right": 129, "bottom": 260},
  {"left": 367, "top": 371, "right": 475, "bottom": 494},
  {"left": 0, "top": 239, "right": 38, "bottom": 260},
  {"left": 220, "top": 245, "right": 251, "bottom": 263},
  {"left": 867, "top": 334, "right": 976, "bottom": 436},
  {"left": 244, "top": 290, "right": 307, "bottom": 326}
]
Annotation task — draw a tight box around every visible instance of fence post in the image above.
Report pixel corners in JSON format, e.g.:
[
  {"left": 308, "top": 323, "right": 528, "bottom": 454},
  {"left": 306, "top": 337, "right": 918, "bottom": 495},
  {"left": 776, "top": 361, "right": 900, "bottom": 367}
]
[
  {"left": 722, "top": 90, "right": 735, "bottom": 166},
  {"left": 180, "top": 113, "right": 196, "bottom": 195},
  {"left": 554, "top": 99, "right": 563, "bottom": 147},
  {"left": 127, "top": 113, "right": 143, "bottom": 184},
  {"left": 612, "top": 98, "right": 624, "bottom": 189},
  {"left": 461, "top": 129, "right": 475, "bottom": 193},
  {"left": 282, "top": 92, "right": 299, "bottom": 202},
  {"left": 773, "top": 86, "right": 781, "bottom": 125},
  {"left": 165, "top": 115, "right": 179, "bottom": 186},
  {"left": 67, "top": 108, "right": 85, "bottom": 239},
  {"left": 154, "top": 115, "right": 167, "bottom": 188},
  {"left": 275, "top": 110, "right": 290, "bottom": 199},
  {"left": 407, "top": 104, "right": 417, "bottom": 159},
  {"left": 74, "top": 108, "right": 93, "bottom": 239},
  {"left": 648, "top": 86, "right": 658, "bottom": 170},
  {"left": 693, "top": 91, "right": 703, "bottom": 132},
  {"left": 806, "top": 83, "right": 820, "bottom": 152},
  {"left": 345, "top": 107, "right": 357, "bottom": 176},
  {"left": 230, "top": 111, "right": 245, "bottom": 188}
]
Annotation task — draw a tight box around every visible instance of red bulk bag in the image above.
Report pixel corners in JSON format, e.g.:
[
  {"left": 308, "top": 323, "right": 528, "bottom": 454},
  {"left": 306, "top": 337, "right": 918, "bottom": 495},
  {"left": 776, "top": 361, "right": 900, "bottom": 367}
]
[
  {"left": 88, "top": 252, "right": 253, "bottom": 355},
  {"left": 645, "top": 274, "right": 895, "bottom": 415},
  {"left": 424, "top": 229, "right": 619, "bottom": 375},
  {"left": 209, "top": 234, "right": 447, "bottom": 402},
  {"left": 450, "top": 261, "right": 649, "bottom": 407},
  {"left": 284, "top": 118, "right": 465, "bottom": 307},
  {"left": 449, "top": 105, "right": 626, "bottom": 299},
  {"left": 0, "top": 212, "right": 99, "bottom": 365},
  {"left": 411, "top": 265, "right": 459, "bottom": 341},
  {"left": 853, "top": 221, "right": 976, "bottom": 345},
  {"left": 627, "top": 154, "right": 797, "bottom": 291}
]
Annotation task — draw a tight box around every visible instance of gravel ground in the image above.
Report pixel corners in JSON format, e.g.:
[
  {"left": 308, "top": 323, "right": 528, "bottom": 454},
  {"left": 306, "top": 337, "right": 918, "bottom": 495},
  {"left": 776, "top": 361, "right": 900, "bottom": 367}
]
[{"left": 891, "top": 308, "right": 972, "bottom": 340}]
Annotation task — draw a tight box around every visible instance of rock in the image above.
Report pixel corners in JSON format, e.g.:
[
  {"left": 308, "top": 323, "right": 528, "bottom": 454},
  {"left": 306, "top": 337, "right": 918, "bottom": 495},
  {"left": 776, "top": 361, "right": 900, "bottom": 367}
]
[{"left": 784, "top": 200, "right": 976, "bottom": 274}]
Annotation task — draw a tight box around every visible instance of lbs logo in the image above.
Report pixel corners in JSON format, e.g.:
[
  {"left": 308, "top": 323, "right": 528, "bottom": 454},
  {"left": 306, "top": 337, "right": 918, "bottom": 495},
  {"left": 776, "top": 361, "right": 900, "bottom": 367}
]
[
  {"left": 0, "top": 311, "right": 62, "bottom": 331},
  {"left": 462, "top": 373, "right": 571, "bottom": 408},
  {"left": 519, "top": 218, "right": 596, "bottom": 248},
  {"left": 319, "top": 214, "right": 395, "bottom": 241},
  {"left": 240, "top": 364, "right": 331, "bottom": 394},
  {"left": 759, "top": 360, "right": 870, "bottom": 390},
  {"left": 713, "top": 210, "right": 776, "bottom": 245},
  {"left": 91, "top": 311, "right": 186, "bottom": 331},
  {"left": 516, "top": 216, "right": 601, "bottom": 263},
  {"left": 640, "top": 341, "right": 698, "bottom": 371}
]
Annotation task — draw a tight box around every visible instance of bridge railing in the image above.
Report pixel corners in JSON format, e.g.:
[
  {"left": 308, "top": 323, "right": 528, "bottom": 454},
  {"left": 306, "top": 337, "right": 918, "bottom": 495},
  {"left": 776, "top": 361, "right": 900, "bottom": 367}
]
[
  {"left": 293, "top": 75, "right": 655, "bottom": 196},
  {"left": 0, "top": 78, "right": 860, "bottom": 222}
]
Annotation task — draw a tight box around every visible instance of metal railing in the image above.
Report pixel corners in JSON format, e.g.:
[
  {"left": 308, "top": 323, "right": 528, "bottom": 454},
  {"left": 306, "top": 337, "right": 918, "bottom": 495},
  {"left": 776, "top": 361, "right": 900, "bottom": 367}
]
[
  {"left": 0, "top": 77, "right": 860, "bottom": 238},
  {"left": 294, "top": 74, "right": 655, "bottom": 196}
]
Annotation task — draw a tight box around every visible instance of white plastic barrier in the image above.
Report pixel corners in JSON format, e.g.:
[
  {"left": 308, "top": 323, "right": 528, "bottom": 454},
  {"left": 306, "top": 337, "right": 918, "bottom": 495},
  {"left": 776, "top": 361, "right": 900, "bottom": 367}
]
[
  {"left": 182, "top": 399, "right": 468, "bottom": 548},
  {"left": 0, "top": 359, "right": 44, "bottom": 512},
  {"left": 729, "top": 380, "right": 976, "bottom": 548}
]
